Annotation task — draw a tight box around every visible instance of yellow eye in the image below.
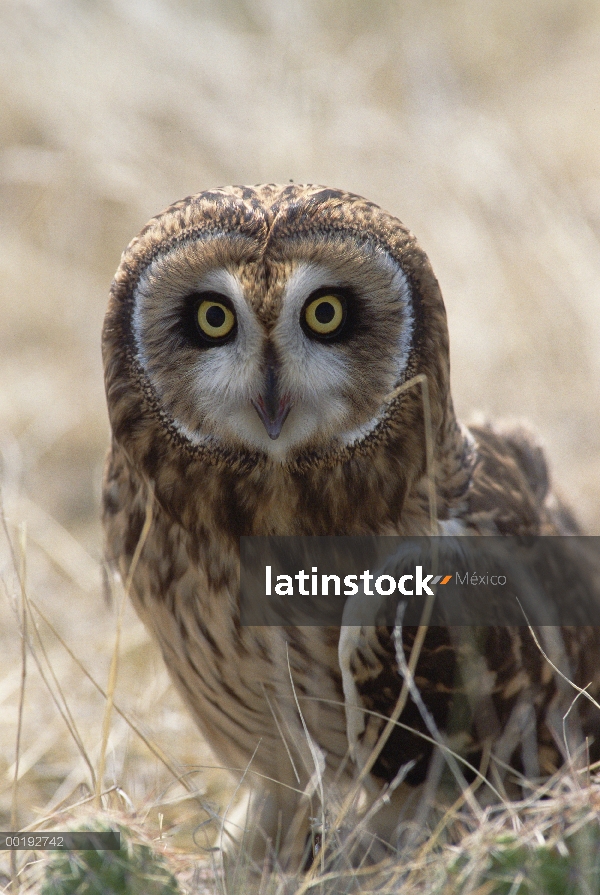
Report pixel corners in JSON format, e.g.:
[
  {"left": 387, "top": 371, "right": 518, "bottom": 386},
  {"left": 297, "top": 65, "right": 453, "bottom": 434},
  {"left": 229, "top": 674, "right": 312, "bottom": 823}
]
[
  {"left": 303, "top": 294, "right": 345, "bottom": 337},
  {"left": 197, "top": 299, "right": 235, "bottom": 340}
]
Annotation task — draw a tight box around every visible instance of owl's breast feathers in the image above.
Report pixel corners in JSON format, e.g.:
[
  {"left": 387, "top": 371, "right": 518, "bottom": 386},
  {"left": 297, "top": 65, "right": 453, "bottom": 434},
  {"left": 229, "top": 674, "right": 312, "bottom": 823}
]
[{"left": 103, "top": 405, "right": 600, "bottom": 784}]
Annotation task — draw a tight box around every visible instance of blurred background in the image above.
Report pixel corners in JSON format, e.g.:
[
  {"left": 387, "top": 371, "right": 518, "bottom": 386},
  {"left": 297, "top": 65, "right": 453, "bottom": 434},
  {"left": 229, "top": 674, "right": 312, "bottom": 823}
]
[{"left": 1, "top": 0, "right": 599, "bottom": 871}]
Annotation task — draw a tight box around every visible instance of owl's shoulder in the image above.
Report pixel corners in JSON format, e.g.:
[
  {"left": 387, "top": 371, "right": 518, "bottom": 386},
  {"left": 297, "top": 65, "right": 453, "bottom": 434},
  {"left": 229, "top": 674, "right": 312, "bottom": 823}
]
[
  {"left": 464, "top": 420, "right": 577, "bottom": 535},
  {"left": 102, "top": 441, "right": 151, "bottom": 572}
]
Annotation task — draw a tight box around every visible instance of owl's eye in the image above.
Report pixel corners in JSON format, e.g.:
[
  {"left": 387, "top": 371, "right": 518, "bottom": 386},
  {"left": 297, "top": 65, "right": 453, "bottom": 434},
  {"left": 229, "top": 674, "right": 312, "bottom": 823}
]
[
  {"left": 302, "top": 292, "right": 346, "bottom": 339},
  {"left": 196, "top": 297, "right": 236, "bottom": 341}
]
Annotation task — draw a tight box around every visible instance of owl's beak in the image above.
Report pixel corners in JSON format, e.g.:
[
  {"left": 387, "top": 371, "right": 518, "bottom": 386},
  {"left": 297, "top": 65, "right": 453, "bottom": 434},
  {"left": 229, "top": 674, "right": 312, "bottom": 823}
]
[
  {"left": 252, "top": 393, "right": 292, "bottom": 440},
  {"left": 252, "top": 363, "right": 292, "bottom": 440}
]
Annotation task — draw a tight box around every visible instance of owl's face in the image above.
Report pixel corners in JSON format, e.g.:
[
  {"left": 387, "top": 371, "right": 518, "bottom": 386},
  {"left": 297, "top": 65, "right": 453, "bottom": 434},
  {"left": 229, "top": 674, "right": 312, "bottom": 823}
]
[
  {"left": 132, "top": 234, "right": 413, "bottom": 461},
  {"left": 105, "top": 185, "right": 449, "bottom": 473}
]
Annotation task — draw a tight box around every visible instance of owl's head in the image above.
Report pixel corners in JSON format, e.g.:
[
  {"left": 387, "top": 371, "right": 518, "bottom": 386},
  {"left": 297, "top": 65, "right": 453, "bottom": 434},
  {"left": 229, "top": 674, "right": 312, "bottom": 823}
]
[{"left": 103, "top": 185, "right": 450, "bottom": 476}]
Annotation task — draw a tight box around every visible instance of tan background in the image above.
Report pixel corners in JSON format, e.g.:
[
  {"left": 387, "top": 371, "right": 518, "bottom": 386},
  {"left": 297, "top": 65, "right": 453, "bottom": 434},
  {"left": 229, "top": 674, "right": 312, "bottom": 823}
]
[{"left": 1, "top": 0, "right": 599, "bottom": 855}]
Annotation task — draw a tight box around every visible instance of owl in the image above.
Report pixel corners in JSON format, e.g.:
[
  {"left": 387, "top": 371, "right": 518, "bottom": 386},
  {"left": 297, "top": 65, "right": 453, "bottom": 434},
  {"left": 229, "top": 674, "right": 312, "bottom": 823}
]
[{"left": 102, "top": 184, "right": 600, "bottom": 869}]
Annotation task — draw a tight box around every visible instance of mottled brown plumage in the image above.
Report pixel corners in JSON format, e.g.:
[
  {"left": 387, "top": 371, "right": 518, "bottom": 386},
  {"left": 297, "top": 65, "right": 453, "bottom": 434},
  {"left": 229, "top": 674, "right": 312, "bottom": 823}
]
[{"left": 102, "top": 184, "right": 600, "bottom": 865}]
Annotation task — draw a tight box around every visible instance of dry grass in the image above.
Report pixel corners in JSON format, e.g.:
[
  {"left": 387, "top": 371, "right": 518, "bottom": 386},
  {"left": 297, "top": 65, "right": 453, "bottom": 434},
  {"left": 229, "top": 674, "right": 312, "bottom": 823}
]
[{"left": 1, "top": 0, "right": 600, "bottom": 891}]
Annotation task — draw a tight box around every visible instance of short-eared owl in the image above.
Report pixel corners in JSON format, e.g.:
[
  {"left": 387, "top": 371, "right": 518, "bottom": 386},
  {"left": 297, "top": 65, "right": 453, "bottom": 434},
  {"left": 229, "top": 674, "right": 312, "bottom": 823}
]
[{"left": 102, "top": 185, "right": 600, "bottom": 865}]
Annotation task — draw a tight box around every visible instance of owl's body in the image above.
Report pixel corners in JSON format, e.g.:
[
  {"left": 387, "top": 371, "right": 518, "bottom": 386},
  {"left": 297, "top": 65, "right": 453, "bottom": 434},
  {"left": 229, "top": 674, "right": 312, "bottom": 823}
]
[{"left": 102, "top": 185, "right": 600, "bottom": 864}]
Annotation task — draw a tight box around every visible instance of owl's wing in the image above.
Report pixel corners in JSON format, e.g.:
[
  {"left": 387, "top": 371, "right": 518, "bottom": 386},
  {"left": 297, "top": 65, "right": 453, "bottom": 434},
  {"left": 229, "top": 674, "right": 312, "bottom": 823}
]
[
  {"left": 339, "top": 422, "right": 600, "bottom": 792},
  {"left": 339, "top": 619, "right": 600, "bottom": 801},
  {"left": 339, "top": 622, "right": 468, "bottom": 789}
]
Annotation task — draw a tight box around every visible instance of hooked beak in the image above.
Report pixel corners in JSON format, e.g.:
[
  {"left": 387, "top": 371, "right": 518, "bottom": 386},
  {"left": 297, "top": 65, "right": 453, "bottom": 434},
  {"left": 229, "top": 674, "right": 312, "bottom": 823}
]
[{"left": 251, "top": 358, "right": 292, "bottom": 440}]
